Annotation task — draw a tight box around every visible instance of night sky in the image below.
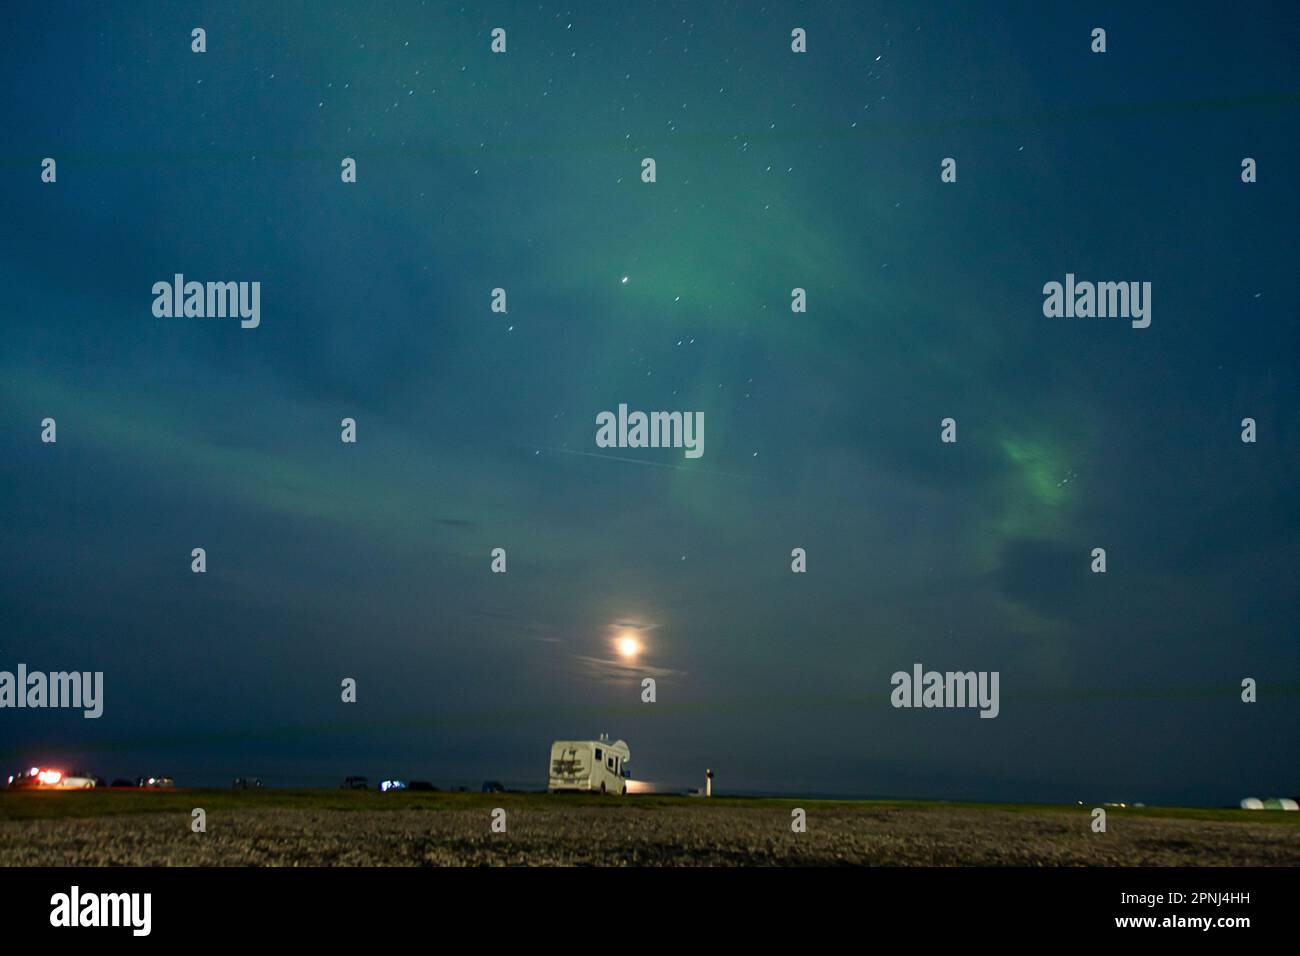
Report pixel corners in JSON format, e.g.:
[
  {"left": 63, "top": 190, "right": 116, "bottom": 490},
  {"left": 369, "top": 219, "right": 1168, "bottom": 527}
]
[{"left": 2, "top": 2, "right": 1297, "bottom": 804}]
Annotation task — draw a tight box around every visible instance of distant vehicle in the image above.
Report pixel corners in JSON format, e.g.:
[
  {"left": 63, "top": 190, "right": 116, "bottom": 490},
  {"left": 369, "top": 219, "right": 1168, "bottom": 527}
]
[
  {"left": 232, "top": 777, "right": 263, "bottom": 789},
  {"left": 408, "top": 781, "right": 438, "bottom": 791},
  {"left": 7, "top": 769, "right": 42, "bottom": 789},
  {"left": 482, "top": 780, "right": 505, "bottom": 793},
  {"left": 378, "top": 779, "right": 407, "bottom": 793},
  {"left": 5, "top": 768, "right": 95, "bottom": 790},
  {"left": 136, "top": 776, "right": 174, "bottom": 788},
  {"left": 548, "top": 738, "right": 631, "bottom": 795},
  {"left": 1241, "top": 796, "right": 1299, "bottom": 810},
  {"left": 341, "top": 776, "right": 368, "bottom": 790}
]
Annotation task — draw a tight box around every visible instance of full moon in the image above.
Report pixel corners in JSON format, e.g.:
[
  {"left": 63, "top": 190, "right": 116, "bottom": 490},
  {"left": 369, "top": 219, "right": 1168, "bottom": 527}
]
[{"left": 616, "top": 634, "right": 641, "bottom": 659}]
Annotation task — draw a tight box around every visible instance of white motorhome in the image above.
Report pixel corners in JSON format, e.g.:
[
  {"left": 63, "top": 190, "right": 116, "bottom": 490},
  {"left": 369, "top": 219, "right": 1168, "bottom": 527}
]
[{"left": 548, "top": 737, "right": 630, "bottom": 794}]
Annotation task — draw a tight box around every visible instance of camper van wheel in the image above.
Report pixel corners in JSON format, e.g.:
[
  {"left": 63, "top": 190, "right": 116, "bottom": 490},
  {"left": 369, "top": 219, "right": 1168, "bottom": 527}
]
[
  {"left": 621, "top": 785, "right": 627, "bottom": 795},
  {"left": 600, "top": 782, "right": 606, "bottom": 794}
]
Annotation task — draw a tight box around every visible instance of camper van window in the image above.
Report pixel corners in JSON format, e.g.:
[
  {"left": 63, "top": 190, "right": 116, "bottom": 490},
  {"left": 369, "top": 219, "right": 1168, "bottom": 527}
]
[
  {"left": 594, "top": 748, "right": 603, "bottom": 760},
  {"left": 607, "top": 756, "right": 615, "bottom": 770}
]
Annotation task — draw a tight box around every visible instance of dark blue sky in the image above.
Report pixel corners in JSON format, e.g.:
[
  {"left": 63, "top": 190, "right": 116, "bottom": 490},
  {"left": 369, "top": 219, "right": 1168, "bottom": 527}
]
[{"left": 2, "top": 2, "right": 1297, "bottom": 803}]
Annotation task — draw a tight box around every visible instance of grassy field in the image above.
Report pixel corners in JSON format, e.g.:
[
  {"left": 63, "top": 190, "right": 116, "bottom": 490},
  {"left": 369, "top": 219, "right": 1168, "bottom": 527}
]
[
  {"left": 4, "top": 787, "right": 1299, "bottom": 823},
  {"left": 1, "top": 789, "right": 1297, "bottom": 865}
]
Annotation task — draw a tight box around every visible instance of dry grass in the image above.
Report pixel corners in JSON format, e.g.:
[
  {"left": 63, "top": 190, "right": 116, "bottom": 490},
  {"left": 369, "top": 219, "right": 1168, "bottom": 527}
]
[{"left": 1, "top": 791, "right": 1296, "bottom": 866}]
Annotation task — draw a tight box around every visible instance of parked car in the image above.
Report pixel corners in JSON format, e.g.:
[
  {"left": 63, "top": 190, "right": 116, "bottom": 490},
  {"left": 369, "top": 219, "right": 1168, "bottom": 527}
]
[
  {"left": 232, "top": 777, "right": 263, "bottom": 789},
  {"left": 482, "top": 780, "right": 505, "bottom": 793},
  {"left": 6, "top": 768, "right": 95, "bottom": 790},
  {"left": 136, "top": 776, "right": 174, "bottom": 788},
  {"left": 378, "top": 779, "right": 407, "bottom": 792}
]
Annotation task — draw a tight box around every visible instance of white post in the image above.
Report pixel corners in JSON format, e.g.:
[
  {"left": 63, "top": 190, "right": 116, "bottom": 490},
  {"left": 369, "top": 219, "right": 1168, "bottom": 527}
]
[{"left": 705, "top": 768, "right": 713, "bottom": 797}]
